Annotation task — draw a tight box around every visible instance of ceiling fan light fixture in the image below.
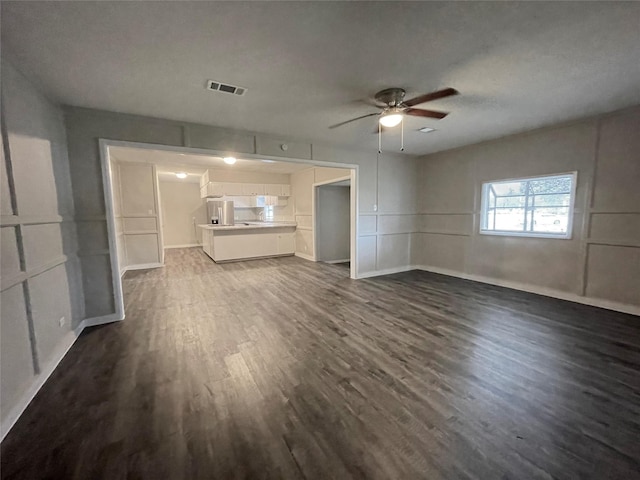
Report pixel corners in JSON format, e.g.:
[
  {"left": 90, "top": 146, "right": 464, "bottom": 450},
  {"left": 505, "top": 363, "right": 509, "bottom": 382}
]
[{"left": 379, "top": 111, "right": 403, "bottom": 128}]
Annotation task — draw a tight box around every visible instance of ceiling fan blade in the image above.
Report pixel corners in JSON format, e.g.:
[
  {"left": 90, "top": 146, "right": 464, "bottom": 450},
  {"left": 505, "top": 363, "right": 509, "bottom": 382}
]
[
  {"left": 329, "top": 113, "right": 379, "bottom": 129},
  {"left": 404, "top": 108, "right": 448, "bottom": 119},
  {"left": 404, "top": 88, "right": 459, "bottom": 107}
]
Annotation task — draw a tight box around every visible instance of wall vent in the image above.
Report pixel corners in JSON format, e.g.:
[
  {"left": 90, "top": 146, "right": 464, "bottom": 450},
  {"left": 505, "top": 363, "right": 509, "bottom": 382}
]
[{"left": 206, "top": 80, "right": 247, "bottom": 96}]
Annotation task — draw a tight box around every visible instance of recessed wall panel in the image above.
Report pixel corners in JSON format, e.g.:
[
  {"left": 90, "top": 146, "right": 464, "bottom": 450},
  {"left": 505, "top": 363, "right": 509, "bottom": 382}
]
[
  {"left": 124, "top": 234, "right": 160, "bottom": 265},
  {"left": 22, "top": 224, "right": 64, "bottom": 271},
  {"left": 358, "top": 236, "right": 377, "bottom": 274},
  {"left": 123, "top": 217, "right": 157, "bottom": 232},
  {"left": 586, "top": 244, "right": 640, "bottom": 306},
  {"left": 377, "top": 234, "right": 410, "bottom": 271},
  {"left": 1, "top": 284, "right": 35, "bottom": 423},
  {"left": 1, "top": 226, "right": 21, "bottom": 279},
  {"left": 119, "top": 164, "right": 156, "bottom": 216},
  {"left": 589, "top": 213, "right": 640, "bottom": 245},
  {"left": 592, "top": 109, "right": 640, "bottom": 212},
  {"left": 29, "top": 265, "right": 72, "bottom": 365}
]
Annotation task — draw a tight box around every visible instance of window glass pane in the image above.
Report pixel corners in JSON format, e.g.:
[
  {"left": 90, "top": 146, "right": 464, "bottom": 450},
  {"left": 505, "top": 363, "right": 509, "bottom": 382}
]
[
  {"left": 495, "top": 195, "right": 526, "bottom": 208},
  {"left": 529, "top": 176, "right": 572, "bottom": 194},
  {"left": 531, "top": 206, "right": 569, "bottom": 233},
  {"left": 494, "top": 209, "right": 526, "bottom": 231},
  {"left": 480, "top": 173, "right": 574, "bottom": 238},
  {"left": 491, "top": 181, "right": 526, "bottom": 196},
  {"left": 532, "top": 193, "right": 570, "bottom": 207}
]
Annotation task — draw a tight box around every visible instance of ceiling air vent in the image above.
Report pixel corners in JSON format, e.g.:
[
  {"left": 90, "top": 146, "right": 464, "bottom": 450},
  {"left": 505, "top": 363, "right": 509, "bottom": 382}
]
[{"left": 206, "top": 79, "right": 247, "bottom": 96}]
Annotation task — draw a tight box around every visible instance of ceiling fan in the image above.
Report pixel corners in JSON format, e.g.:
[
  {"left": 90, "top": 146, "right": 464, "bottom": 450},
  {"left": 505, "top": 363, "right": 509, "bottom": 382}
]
[{"left": 329, "top": 87, "right": 459, "bottom": 130}]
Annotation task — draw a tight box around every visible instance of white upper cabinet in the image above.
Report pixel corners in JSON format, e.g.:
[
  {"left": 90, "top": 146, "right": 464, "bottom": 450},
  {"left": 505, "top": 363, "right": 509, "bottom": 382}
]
[
  {"left": 264, "top": 184, "right": 282, "bottom": 196},
  {"left": 201, "top": 181, "right": 290, "bottom": 198},
  {"left": 200, "top": 182, "right": 224, "bottom": 198},
  {"left": 223, "top": 183, "right": 244, "bottom": 195},
  {"left": 200, "top": 171, "right": 210, "bottom": 188},
  {"left": 241, "top": 183, "right": 265, "bottom": 196}
]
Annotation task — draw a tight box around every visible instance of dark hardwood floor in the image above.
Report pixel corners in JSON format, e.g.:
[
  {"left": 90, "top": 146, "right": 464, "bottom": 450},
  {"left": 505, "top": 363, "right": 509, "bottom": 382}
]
[{"left": 2, "top": 248, "right": 640, "bottom": 479}]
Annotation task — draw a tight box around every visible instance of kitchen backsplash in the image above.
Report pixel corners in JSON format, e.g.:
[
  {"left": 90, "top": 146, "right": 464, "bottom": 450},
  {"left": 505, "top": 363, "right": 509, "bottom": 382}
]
[{"left": 234, "top": 207, "right": 294, "bottom": 222}]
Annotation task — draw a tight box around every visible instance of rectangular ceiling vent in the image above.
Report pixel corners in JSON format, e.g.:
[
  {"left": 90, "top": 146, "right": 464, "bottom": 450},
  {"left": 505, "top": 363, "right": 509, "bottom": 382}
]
[{"left": 206, "top": 79, "right": 247, "bottom": 96}]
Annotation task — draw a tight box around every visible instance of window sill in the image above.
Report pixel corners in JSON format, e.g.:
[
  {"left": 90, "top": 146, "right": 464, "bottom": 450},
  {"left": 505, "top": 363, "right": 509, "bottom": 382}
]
[{"left": 479, "top": 230, "right": 572, "bottom": 240}]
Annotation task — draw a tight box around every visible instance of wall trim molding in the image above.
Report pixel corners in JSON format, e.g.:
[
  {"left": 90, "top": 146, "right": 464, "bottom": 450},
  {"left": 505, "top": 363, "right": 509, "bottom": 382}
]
[
  {"left": 82, "top": 313, "right": 125, "bottom": 328},
  {"left": 1, "top": 255, "right": 70, "bottom": 292},
  {"left": 294, "top": 252, "right": 315, "bottom": 262},
  {"left": 325, "top": 258, "right": 350, "bottom": 264},
  {"left": 0, "top": 214, "right": 70, "bottom": 226},
  {"left": 357, "top": 265, "right": 414, "bottom": 279},
  {"left": 164, "top": 243, "right": 201, "bottom": 249},
  {"left": 120, "top": 262, "right": 164, "bottom": 275},
  {"left": 415, "top": 264, "right": 640, "bottom": 317}
]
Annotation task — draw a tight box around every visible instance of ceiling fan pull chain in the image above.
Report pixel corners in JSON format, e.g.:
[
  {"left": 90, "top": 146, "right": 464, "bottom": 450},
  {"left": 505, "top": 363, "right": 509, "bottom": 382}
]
[
  {"left": 378, "top": 122, "right": 382, "bottom": 153},
  {"left": 401, "top": 118, "right": 404, "bottom": 152}
]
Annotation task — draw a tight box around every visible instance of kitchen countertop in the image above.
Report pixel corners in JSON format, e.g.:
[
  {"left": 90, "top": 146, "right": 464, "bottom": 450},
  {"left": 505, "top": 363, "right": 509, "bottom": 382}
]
[{"left": 198, "top": 222, "right": 297, "bottom": 231}]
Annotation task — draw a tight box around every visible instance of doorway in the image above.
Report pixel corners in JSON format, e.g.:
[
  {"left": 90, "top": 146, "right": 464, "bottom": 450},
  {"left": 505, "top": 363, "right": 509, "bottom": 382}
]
[
  {"left": 314, "top": 177, "right": 351, "bottom": 271},
  {"left": 99, "top": 140, "right": 360, "bottom": 322}
]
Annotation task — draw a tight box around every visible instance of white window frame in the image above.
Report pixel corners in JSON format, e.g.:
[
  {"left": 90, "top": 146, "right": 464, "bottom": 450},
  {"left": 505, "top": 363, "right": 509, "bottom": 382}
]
[{"left": 479, "top": 172, "right": 577, "bottom": 240}]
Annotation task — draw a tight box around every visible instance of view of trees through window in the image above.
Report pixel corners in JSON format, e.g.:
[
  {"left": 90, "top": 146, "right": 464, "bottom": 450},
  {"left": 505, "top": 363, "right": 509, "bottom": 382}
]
[{"left": 481, "top": 174, "right": 575, "bottom": 237}]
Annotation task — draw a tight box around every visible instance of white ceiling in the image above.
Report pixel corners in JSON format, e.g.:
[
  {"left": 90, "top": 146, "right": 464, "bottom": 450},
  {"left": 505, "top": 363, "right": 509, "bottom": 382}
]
[
  {"left": 2, "top": 2, "right": 640, "bottom": 156},
  {"left": 110, "top": 146, "right": 313, "bottom": 180}
]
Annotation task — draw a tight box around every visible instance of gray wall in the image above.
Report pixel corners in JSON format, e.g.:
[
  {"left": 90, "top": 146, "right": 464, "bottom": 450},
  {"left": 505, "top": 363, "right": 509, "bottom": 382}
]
[
  {"left": 1, "top": 61, "right": 84, "bottom": 434},
  {"left": 159, "top": 181, "right": 206, "bottom": 247},
  {"left": 317, "top": 185, "right": 350, "bottom": 262},
  {"left": 413, "top": 106, "right": 640, "bottom": 312}
]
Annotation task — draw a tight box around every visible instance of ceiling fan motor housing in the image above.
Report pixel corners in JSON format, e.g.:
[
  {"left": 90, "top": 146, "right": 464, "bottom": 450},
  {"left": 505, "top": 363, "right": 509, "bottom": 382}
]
[{"left": 375, "top": 88, "right": 406, "bottom": 107}]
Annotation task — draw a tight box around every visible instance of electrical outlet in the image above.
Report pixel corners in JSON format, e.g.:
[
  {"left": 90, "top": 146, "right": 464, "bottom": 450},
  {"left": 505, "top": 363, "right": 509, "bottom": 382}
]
[{"left": 58, "top": 316, "right": 66, "bottom": 327}]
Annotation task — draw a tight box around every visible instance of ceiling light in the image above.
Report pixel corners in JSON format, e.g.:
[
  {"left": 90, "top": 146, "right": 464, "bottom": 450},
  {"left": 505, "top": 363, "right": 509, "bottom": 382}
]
[
  {"left": 418, "top": 127, "right": 436, "bottom": 133},
  {"left": 379, "top": 109, "right": 403, "bottom": 128},
  {"left": 223, "top": 156, "right": 237, "bottom": 165},
  {"left": 175, "top": 172, "right": 187, "bottom": 179},
  {"left": 261, "top": 159, "right": 276, "bottom": 163}
]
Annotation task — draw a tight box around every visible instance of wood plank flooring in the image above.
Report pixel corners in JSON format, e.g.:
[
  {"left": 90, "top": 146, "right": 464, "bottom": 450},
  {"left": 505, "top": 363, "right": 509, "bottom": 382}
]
[{"left": 2, "top": 248, "right": 640, "bottom": 479}]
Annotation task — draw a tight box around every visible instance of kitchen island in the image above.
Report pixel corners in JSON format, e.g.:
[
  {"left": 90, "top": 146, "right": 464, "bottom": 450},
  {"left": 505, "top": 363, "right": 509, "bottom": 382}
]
[{"left": 198, "top": 222, "right": 296, "bottom": 262}]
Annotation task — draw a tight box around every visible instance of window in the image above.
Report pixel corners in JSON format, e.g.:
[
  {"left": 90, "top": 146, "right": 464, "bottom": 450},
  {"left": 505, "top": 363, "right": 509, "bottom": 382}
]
[
  {"left": 264, "top": 205, "right": 274, "bottom": 221},
  {"left": 480, "top": 173, "right": 576, "bottom": 239}
]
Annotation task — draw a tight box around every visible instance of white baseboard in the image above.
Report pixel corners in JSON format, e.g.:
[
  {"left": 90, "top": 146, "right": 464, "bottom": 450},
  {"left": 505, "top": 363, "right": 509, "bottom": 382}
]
[
  {"left": 415, "top": 264, "right": 640, "bottom": 317},
  {"left": 81, "top": 312, "right": 125, "bottom": 328},
  {"left": 164, "top": 244, "right": 200, "bottom": 249},
  {"left": 121, "top": 262, "right": 164, "bottom": 273},
  {"left": 1, "top": 328, "right": 80, "bottom": 440},
  {"left": 325, "top": 258, "right": 350, "bottom": 264},
  {"left": 357, "top": 265, "right": 414, "bottom": 279},
  {"left": 294, "top": 252, "right": 315, "bottom": 262}
]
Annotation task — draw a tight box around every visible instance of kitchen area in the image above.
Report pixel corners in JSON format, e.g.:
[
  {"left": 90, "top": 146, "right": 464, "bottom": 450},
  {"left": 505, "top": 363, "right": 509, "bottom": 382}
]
[
  {"left": 105, "top": 145, "right": 353, "bottom": 272},
  {"left": 198, "top": 172, "right": 297, "bottom": 262}
]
